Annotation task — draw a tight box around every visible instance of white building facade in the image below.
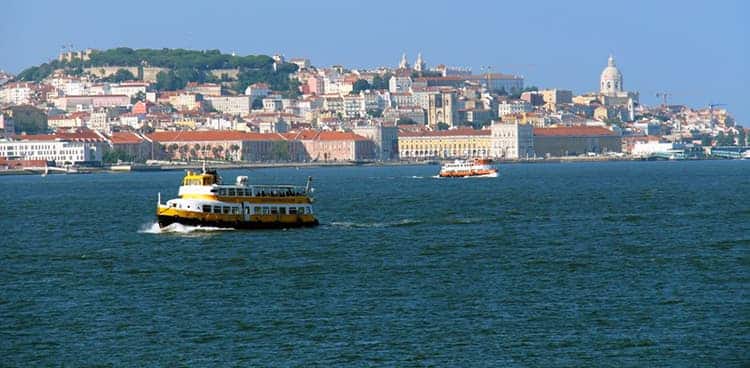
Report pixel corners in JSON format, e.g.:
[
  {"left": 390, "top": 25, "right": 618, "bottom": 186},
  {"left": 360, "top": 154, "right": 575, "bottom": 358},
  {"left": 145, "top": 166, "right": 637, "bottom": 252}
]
[{"left": 490, "top": 122, "right": 534, "bottom": 159}]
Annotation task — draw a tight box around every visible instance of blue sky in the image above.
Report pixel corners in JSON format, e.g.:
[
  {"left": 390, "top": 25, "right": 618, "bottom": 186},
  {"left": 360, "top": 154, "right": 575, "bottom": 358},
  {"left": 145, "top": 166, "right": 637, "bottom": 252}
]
[{"left": 2, "top": 0, "right": 748, "bottom": 122}]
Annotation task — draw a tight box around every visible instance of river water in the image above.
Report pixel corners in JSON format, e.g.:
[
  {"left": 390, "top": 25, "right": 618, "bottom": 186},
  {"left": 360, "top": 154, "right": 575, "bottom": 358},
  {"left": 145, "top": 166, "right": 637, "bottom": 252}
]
[{"left": 1, "top": 161, "right": 748, "bottom": 366}]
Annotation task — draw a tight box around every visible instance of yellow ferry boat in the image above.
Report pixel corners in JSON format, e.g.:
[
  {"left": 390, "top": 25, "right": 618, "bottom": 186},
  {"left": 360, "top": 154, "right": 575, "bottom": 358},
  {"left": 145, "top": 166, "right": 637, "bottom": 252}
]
[{"left": 156, "top": 166, "right": 319, "bottom": 229}]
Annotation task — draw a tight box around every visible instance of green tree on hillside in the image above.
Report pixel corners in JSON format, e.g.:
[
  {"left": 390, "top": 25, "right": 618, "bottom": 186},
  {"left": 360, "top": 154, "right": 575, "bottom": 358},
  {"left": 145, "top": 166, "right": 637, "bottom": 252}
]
[
  {"left": 10, "top": 106, "right": 48, "bottom": 134},
  {"left": 352, "top": 79, "right": 371, "bottom": 93},
  {"left": 104, "top": 68, "right": 136, "bottom": 83}
]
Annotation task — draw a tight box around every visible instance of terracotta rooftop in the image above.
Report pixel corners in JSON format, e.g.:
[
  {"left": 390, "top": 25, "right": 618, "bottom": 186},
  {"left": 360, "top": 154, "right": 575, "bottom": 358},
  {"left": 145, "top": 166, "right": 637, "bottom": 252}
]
[
  {"left": 399, "top": 128, "right": 491, "bottom": 138},
  {"left": 282, "top": 130, "right": 369, "bottom": 141},
  {"left": 534, "top": 126, "right": 617, "bottom": 137},
  {"left": 18, "top": 129, "right": 105, "bottom": 142},
  {"left": 147, "top": 130, "right": 283, "bottom": 142},
  {"left": 110, "top": 132, "right": 144, "bottom": 144}
]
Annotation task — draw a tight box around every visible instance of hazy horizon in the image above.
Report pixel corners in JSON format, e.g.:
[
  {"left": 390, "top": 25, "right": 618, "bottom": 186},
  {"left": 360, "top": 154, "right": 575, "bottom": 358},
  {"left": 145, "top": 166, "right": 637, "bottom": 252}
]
[{"left": 2, "top": 0, "right": 747, "bottom": 121}]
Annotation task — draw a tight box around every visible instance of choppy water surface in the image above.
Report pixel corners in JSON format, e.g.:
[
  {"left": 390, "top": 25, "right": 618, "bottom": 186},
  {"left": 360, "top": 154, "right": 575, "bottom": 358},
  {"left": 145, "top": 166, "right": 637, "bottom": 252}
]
[{"left": 1, "top": 161, "right": 748, "bottom": 366}]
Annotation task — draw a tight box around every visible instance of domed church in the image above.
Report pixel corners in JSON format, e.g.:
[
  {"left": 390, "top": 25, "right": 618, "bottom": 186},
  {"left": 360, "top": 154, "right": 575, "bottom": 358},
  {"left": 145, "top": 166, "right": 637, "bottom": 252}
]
[
  {"left": 596, "top": 55, "right": 639, "bottom": 120},
  {"left": 600, "top": 55, "right": 623, "bottom": 96}
]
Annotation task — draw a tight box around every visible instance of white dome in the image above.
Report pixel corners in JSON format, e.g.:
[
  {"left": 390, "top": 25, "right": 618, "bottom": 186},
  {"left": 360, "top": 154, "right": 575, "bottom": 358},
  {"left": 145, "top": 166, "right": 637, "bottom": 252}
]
[{"left": 600, "top": 55, "right": 623, "bottom": 94}]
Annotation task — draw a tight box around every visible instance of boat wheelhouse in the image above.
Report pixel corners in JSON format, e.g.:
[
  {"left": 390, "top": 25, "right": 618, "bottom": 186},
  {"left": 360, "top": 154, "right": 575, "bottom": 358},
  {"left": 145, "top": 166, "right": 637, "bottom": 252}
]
[{"left": 156, "top": 167, "right": 319, "bottom": 229}]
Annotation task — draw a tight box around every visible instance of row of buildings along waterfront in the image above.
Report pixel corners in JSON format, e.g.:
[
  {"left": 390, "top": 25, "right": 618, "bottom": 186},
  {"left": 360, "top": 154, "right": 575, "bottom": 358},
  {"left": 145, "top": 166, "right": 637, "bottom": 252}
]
[
  {"left": 0, "top": 123, "right": 621, "bottom": 167},
  {"left": 0, "top": 51, "right": 744, "bottom": 168}
]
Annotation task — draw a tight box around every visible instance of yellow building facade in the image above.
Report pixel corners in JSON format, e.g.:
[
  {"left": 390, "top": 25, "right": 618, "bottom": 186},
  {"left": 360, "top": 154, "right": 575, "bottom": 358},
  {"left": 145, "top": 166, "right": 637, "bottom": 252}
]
[{"left": 399, "top": 128, "right": 492, "bottom": 159}]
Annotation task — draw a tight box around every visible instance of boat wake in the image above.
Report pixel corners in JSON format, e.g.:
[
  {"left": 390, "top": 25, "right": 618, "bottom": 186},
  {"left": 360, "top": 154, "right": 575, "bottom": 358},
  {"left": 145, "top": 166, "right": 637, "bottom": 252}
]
[
  {"left": 329, "top": 219, "right": 422, "bottom": 228},
  {"left": 138, "top": 222, "right": 234, "bottom": 234},
  {"left": 463, "top": 172, "right": 499, "bottom": 178}
]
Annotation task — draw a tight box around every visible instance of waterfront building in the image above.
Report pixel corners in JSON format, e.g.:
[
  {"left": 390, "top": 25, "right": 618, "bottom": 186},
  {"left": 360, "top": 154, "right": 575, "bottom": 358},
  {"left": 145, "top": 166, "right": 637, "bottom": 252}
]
[
  {"left": 490, "top": 122, "right": 534, "bottom": 159},
  {"left": 0, "top": 129, "right": 107, "bottom": 165},
  {"left": 109, "top": 132, "right": 154, "bottom": 162},
  {"left": 147, "top": 130, "right": 285, "bottom": 162},
  {"left": 398, "top": 128, "right": 492, "bottom": 159},
  {"left": 352, "top": 124, "right": 399, "bottom": 160},
  {"left": 293, "top": 131, "right": 375, "bottom": 162},
  {"left": 533, "top": 126, "right": 621, "bottom": 157}
]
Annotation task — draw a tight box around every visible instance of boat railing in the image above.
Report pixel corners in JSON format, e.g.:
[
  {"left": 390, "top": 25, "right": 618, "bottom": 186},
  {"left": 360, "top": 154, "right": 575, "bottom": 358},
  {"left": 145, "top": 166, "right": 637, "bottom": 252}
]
[{"left": 213, "top": 184, "right": 309, "bottom": 198}]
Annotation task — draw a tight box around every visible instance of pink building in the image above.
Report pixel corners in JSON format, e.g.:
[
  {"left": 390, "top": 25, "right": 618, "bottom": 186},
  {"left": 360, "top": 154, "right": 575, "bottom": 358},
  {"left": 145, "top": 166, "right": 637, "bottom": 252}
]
[
  {"left": 286, "top": 130, "right": 375, "bottom": 162},
  {"left": 305, "top": 75, "right": 324, "bottom": 95}
]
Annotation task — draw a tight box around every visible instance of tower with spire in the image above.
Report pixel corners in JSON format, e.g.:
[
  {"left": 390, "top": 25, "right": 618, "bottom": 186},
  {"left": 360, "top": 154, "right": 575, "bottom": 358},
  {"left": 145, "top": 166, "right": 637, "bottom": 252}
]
[
  {"left": 414, "top": 52, "right": 426, "bottom": 73},
  {"left": 398, "top": 52, "right": 410, "bottom": 70}
]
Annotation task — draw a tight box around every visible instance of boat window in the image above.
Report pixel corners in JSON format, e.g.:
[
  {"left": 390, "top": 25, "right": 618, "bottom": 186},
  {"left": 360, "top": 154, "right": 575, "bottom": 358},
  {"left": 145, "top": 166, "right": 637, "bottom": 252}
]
[
  {"left": 270, "top": 207, "right": 278, "bottom": 215},
  {"left": 236, "top": 188, "right": 245, "bottom": 196},
  {"left": 228, "top": 188, "right": 236, "bottom": 196},
  {"left": 279, "top": 207, "right": 287, "bottom": 215},
  {"left": 262, "top": 207, "right": 270, "bottom": 215},
  {"left": 307, "top": 206, "right": 313, "bottom": 214},
  {"left": 222, "top": 206, "right": 230, "bottom": 214},
  {"left": 245, "top": 207, "right": 251, "bottom": 215},
  {"left": 231, "top": 207, "right": 240, "bottom": 215},
  {"left": 202, "top": 205, "right": 211, "bottom": 213},
  {"left": 289, "top": 207, "right": 297, "bottom": 214},
  {"left": 298, "top": 207, "right": 305, "bottom": 214},
  {"left": 254, "top": 206, "right": 261, "bottom": 214},
  {"left": 219, "top": 188, "right": 227, "bottom": 196},
  {"left": 213, "top": 205, "right": 221, "bottom": 213}
]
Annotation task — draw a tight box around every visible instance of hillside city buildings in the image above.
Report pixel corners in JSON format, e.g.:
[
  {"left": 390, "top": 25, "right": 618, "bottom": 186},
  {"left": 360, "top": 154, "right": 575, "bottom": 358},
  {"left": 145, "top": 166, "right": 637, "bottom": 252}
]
[{"left": 0, "top": 51, "right": 744, "bottom": 168}]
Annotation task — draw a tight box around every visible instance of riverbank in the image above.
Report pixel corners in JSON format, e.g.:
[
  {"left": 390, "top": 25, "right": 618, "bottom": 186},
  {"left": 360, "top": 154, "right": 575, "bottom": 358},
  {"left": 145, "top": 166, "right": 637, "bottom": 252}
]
[{"left": 0, "top": 156, "right": 740, "bottom": 176}]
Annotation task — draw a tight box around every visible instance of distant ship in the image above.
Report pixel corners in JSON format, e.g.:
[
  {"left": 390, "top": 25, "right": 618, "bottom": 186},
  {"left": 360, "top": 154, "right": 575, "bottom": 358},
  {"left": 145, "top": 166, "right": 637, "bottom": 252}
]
[
  {"left": 156, "top": 165, "right": 319, "bottom": 229},
  {"left": 438, "top": 158, "right": 498, "bottom": 178}
]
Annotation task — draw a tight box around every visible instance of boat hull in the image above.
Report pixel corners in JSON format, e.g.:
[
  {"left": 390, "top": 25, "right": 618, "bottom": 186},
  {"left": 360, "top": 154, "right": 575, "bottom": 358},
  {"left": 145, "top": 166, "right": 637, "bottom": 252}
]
[
  {"left": 157, "top": 214, "right": 319, "bottom": 229},
  {"left": 438, "top": 169, "right": 498, "bottom": 178}
]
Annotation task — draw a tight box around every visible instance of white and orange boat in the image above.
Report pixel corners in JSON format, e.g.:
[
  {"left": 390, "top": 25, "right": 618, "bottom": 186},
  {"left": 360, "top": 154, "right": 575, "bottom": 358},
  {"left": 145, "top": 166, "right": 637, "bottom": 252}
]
[{"left": 438, "top": 158, "right": 498, "bottom": 178}]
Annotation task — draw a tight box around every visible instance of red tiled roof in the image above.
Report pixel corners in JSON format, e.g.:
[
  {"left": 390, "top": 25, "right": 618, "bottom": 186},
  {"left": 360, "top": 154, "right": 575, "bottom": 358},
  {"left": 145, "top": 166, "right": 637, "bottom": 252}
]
[
  {"left": 19, "top": 129, "right": 105, "bottom": 142},
  {"left": 281, "top": 130, "right": 369, "bottom": 141},
  {"left": 147, "top": 131, "right": 283, "bottom": 142},
  {"left": 534, "top": 126, "right": 617, "bottom": 137},
  {"left": 110, "top": 132, "right": 144, "bottom": 144},
  {"left": 399, "top": 128, "right": 491, "bottom": 138},
  {"left": 317, "top": 131, "right": 368, "bottom": 141}
]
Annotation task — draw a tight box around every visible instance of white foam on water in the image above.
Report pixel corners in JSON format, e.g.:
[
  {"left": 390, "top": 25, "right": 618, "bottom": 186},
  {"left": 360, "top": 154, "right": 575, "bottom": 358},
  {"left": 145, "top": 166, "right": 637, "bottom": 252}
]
[
  {"left": 329, "top": 218, "right": 422, "bottom": 228},
  {"left": 138, "top": 222, "right": 234, "bottom": 234}
]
